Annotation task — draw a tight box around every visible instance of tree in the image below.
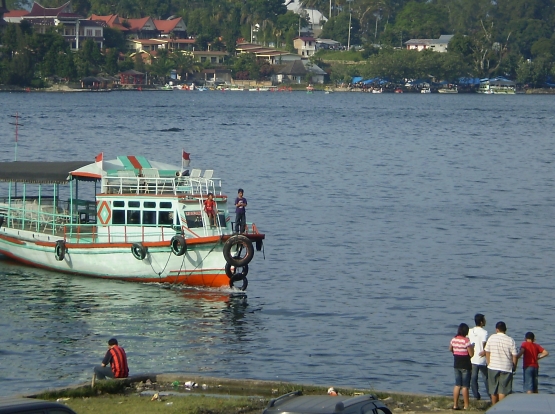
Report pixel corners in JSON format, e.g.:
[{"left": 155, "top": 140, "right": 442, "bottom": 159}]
[
  {"left": 391, "top": 1, "right": 446, "bottom": 39},
  {"left": 104, "top": 48, "right": 119, "bottom": 75},
  {"left": 321, "top": 12, "right": 360, "bottom": 45},
  {"left": 103, "top": 27, "right": 127, "bottom": 51},
  {"left": 233, "top": 53, "right": 261, "bottom": 79},
  {"left": 134, "top": 52, "right": 146, "bottom": 72}
]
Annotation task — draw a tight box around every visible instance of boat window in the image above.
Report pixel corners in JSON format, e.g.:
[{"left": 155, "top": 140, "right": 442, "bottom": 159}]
[
  {"left": 142, "top": 210, "right": 156, "bottom": 225},
  {"left": 113, "top": 201, "right": 125, "bottom": 207},
  {"left": 185, "top": 211, "right": 203, "bottom": 228},
  {"left": 128, "top": 201, "right": 140, "bottom": 208},
  {"left": 144, "top": 202, "right": 156, "bottom": 208},
  {"left": 112, "top": 209, "right": 125, "bottom": 224},
  {"left": 127, "top": 210, "right": 140, "bottom": 224},
  {"left": 159, "top": 211, "right": 173, "bottom": 225},
  {"left": 160, "top": 202, "right": 172, "bottom": 209}
]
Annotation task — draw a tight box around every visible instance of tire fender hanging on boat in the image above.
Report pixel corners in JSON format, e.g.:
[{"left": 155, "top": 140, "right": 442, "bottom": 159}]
[
  {"left": 223, "top": 235, "right": 254, "bottom": 267},
  {"left": 55, "top": 240, "right": 66, "bottom": 261},
  {"left": 131, "top": 242, "right": 147, "bottom": 260},
  {"left": 170, "top": 235, "right": 187, "bottom": 256},
  {"left": 229, "top": 275, "right": 248, "bottom": 291},
  {"left": 225, "top": 262, "right": 249, "bottom": 279}
]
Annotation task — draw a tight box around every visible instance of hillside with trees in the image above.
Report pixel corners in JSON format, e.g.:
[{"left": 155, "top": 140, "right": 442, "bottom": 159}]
[{"left": 1, "top": 0, "right": 555, "bottom": 87}]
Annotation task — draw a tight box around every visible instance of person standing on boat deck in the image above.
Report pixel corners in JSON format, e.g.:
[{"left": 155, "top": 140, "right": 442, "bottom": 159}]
[
  {"left": 468, "top": 313, "right": 489, "bottom": 400},
  {"left": 204, "top": 193, "right": 218, "bottom": 227},
  {"left": 485, "top": 321, "right": 518, "bottom": 405},
  {"left": 235, "top": 189, "right": 247, "bottom": 233},
  {"left": 93, "top": 338, "right": 129, "bottom": 380}
]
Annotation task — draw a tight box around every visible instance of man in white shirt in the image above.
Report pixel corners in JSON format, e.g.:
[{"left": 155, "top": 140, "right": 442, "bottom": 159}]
[
  {"left": 468, "top": 313, "right": 489, "bottom": 400},
  {"left": 485, "top": 321, "right": 518, "bottom": 405}
]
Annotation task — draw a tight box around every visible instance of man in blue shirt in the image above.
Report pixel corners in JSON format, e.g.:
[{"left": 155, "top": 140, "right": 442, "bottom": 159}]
[{"left": 235, "top": 189, "right": 247, "bottom": 233}]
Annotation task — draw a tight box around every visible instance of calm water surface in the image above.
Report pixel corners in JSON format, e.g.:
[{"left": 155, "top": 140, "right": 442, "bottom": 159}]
[{"left": 0, "top": 91, "right": 554, "bottom": 397}]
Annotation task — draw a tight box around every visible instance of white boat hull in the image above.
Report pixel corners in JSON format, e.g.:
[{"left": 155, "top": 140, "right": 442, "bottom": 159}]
[{"left": 0, "top": 227, "right": 232, "bottom": 286}]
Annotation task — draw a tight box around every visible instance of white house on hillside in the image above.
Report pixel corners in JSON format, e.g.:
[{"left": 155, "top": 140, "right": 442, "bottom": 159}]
[{"left": 404, "top": 34, "right": 453, "bottom": 52}]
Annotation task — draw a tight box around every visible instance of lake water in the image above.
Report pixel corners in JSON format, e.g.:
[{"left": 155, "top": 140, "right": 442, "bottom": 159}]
[{"left": 0, "top": 91, "right": 554, "bottom": 398}]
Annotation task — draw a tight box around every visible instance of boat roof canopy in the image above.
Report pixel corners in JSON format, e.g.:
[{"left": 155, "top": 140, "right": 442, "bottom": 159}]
[{"left": 0, "top": 161, "right": 93, "bottom": 184}]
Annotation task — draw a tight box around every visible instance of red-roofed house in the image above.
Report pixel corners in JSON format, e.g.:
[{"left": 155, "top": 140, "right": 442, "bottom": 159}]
[
  {"left": 125, "top": 17, "right": 159, "bottom": 39},
  {"left": 153, "top": 17, "right": 187, "bottom": 38},
  {"left": 3, "top": 9, "right": 29, "bottom": 23},
  {"left": 89, "top": 14, "right": 129, "bottom": 32},
  {"left": 293, "top": 36, "right": 316, "bottom": 58},
  {"left": 22, "top": 1, "right": 103, "bottom": 50}
]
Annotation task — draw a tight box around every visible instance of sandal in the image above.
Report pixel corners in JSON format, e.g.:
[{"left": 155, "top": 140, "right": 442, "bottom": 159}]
[{"left": 452, "top": 407, "right": 460, "bottom": 411}]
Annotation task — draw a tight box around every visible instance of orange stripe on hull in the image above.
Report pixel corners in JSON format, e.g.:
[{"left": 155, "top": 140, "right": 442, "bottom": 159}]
[
  {"left": 0, "top": 248, "right": 230, "bottom": 289},
  {"left": 124, "top": 273, "right": 230, "bottom": 287},
  {"left": 0, "top": 234, "right": 26, "bottom": 245}
]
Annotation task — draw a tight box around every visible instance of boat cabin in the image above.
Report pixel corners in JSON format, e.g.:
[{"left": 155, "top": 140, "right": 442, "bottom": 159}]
[{"left": 0, "top": 158, "right": 233, "bottom": 245}]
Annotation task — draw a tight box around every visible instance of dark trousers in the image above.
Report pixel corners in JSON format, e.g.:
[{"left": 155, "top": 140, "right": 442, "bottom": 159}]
[
  {"left": 235, "top": 212, "right": 246, "bottom": 233},
  {"left": 471, "top": 364, "right": 489, "bottom": 398},
  {"left": 94, "top": 365, "right": 114, "bottom": 380}
]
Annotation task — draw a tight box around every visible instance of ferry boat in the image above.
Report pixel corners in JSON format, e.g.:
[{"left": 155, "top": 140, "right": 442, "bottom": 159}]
[
  {"left": 477, "top": 78, "right": 516, "bottom": 94},
  {"left": 0, "top": 155, "right": 265, "bottom": 290},
  {"left": 438, "top": 86, "right": 458, "bottom": 94}
]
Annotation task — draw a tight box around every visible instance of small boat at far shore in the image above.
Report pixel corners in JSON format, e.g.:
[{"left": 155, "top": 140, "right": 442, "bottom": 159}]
[
  {"left": 0, "top": 155, "right": 265, "bottom": 290},
  {"left": 438, "top": 87, "right": 458, "bottom": 94}
]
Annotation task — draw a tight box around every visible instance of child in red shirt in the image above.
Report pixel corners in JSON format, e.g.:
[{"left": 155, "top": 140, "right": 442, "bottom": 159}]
[
  {"left": 204, "top": 193, "right": 218, "bottom": 227},
  {"left": 516, "top": 332, "right": 549, "bottom": 393}
]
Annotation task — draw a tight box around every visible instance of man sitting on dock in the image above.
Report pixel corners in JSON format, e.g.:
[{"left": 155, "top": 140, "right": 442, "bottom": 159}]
[{"left": 93, "top": 338, "right": 129, "bottom": 381}]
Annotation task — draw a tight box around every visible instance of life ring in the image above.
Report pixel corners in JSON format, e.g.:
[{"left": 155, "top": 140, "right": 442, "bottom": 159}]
[
  {"left": 230, "top": 276, "right": 248, "bottom": 291},
  {"left": 170, "top": 235, "right": 187, "bottom": 256},
  {"left": 131, "top": 242, "right": 147, "bottom": 260},
  {"left": 225, "top": 263, "right": 248, "bottom": 279},
  {"left": 55, "top": 240, "right": 66, "bottom": 261},
  {"left": 223, "top": 235, "right": 254, "bottom": 267},
  {"left": 255, "top": 239, "right": 263, "bottom": 251}
]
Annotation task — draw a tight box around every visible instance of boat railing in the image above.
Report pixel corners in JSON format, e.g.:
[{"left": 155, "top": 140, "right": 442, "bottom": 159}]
[
  {"left": 0, "top": 202, "right": 72, "bottom": 235},
  {"left": 103, "top": 176, "right": 222, "bottom": 196},
  {"left": 62, "top": 223, "right": 177, "bottom": 244}
]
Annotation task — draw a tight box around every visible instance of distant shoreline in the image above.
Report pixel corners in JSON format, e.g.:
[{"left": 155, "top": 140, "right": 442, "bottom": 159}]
[{"left": 1, "top": 85, "right": 554, "bottom": 94}]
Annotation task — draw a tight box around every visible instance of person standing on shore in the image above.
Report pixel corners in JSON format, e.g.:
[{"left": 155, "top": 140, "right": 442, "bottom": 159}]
[
  {"left": 235, "top": 189, "right": 247, "bottom": 233},
  {"left": 450, "top": 323, "right": 475, "bottom": 410},
  {"left": 516, "top": 332, "right": 549, "bottom": 394},
  {"left": 93, "top": 338, "right": 129, "bottom": 380},
  {"left": 485, "top": 321, "right": 518, "bottom": 405},
  {"left": 468, "top": 313, "right": 489, "bottom": 400}
]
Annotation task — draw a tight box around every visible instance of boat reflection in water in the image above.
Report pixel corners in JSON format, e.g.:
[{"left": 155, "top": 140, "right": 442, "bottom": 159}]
[{"left": 0, "top": 259, "right": 258, "bottom": 397}]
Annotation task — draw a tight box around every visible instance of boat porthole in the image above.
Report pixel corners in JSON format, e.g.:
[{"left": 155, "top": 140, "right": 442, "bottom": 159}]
[
  {"left": 131, "top": 242, "right": 147, "bottom": 260},
  {"left": 170, "top": 235, "right": 187, "bottom": 256},
  {"left": 55, "top": 240, "right": 66, "bottom": 261}
]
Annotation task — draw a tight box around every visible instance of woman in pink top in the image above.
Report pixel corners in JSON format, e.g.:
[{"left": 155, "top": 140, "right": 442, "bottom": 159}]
[{"left": 449, "top": 323, "right": 475, "bottom": 410}]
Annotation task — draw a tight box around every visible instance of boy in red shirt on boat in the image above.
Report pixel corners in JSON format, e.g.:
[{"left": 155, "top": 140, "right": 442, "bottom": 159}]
[
  {"left": 204, "top": 193, "right": 218, "bottom": 227},
  {"left": 516, "top": 332, "right": 549, "bottom": 393}
]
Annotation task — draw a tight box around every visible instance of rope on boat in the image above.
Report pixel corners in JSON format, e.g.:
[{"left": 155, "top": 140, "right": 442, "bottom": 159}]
[
  {"left": 150, "top": 249, "right": 175, "bottom": 280},
  {"left": 170, "top": 235, "right": 224, "bottom": 285}
]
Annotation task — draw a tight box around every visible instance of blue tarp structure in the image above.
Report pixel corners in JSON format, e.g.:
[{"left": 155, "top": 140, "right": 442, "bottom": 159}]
[
  {"left": 361, "top": 77, "right": 388, "bottom": 85},
  {"left": 458, "top": 77, "right": 480, "bottom": 85},
  {"left": 352, "top": 76, "right": 363, "bottom": 83}
]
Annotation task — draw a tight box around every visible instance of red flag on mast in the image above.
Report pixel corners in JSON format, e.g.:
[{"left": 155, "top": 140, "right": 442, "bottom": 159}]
[
  {"left": 182, "top": 150, "right": 190, "bottom": 169},
  {"left": 95, "top": 153, "right": 103, "bottom": 163}
]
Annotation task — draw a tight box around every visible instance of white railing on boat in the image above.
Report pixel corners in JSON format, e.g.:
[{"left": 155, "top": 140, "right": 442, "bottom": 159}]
[
  {"left": 103, "top": 175, "right": 222, "bottom": 196},
  {"left": 62, "top": 224, "right": 177, "bottom": 244}
]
